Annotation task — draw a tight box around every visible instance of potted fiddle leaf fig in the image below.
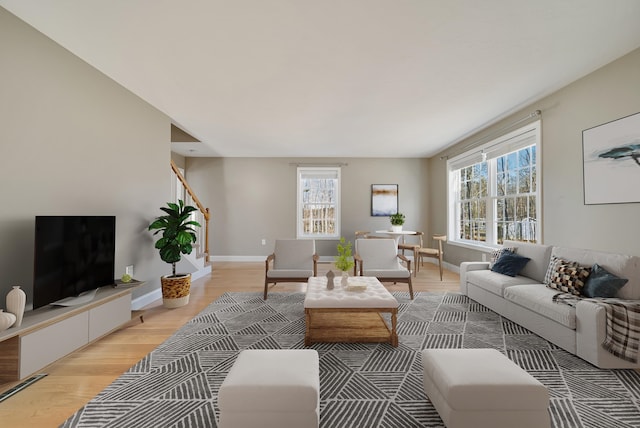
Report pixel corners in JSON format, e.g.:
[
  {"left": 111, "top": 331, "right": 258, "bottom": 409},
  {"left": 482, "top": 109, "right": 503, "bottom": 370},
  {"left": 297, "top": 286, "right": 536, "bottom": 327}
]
[
  {"left": 390, "top": 212, "right": 405, "bottom": 232},
  {"left": 148, "top": 200, "right": 201, "bottom": 308}
]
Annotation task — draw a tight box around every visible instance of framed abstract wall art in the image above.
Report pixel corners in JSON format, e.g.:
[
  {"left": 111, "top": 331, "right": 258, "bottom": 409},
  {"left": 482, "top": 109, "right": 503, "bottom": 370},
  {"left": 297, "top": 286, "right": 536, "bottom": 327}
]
[
  {"left": 371, "top": 184, "right": 398, "bottom": 216},
  {"left": 582, "top": 111, "right": 640, "bottom": 205}
]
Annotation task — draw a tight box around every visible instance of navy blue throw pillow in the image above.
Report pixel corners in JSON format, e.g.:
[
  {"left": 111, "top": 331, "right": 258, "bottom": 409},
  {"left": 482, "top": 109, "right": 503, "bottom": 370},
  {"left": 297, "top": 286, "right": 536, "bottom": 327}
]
[
  {"left": 582, "top": 264, "right": 628, "bottom": 298},
  {"left": 490, "top": 250, "right": 531, "bottom": 277}
]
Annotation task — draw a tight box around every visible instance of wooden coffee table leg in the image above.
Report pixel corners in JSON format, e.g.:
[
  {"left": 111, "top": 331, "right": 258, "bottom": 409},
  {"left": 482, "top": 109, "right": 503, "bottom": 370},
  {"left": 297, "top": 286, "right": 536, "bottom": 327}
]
[
  {"left": 390, "top": 309, "right": 398, "bottom": 347},
  {"left": 305, "top": 308, "right": 312, "bottom": 346}
]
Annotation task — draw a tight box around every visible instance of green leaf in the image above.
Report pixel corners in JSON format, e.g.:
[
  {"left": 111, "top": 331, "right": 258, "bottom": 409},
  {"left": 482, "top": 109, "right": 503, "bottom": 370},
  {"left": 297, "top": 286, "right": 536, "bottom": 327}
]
[{"left": 149, "top": 200, "right": 202, "bottom": 266}]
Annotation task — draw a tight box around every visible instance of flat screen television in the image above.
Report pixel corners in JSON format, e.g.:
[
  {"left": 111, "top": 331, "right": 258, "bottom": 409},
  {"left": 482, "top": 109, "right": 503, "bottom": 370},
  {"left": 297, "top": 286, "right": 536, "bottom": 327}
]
[{"left": 33, "top": 216, "right": 116, "bottom": 309}]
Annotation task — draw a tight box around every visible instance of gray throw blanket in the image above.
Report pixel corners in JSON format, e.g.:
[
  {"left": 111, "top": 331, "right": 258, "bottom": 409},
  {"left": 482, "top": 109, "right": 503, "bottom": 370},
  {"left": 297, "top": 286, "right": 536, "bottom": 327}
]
[{"left": 553, "top": 293, "right": 640, "bottom": 364}]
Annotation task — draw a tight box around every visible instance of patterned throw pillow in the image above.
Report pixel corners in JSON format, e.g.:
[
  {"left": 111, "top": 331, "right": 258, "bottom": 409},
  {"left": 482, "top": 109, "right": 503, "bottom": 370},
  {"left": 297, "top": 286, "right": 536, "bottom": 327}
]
[
  {"left": 544, "top": 255, "right": 567, "bottom": 285},
  {"left": 548, "top": 262, "right": 592, "bottom": 295},
  {"left": 489, "top": 247, "right": 517, "bottom": 268}
]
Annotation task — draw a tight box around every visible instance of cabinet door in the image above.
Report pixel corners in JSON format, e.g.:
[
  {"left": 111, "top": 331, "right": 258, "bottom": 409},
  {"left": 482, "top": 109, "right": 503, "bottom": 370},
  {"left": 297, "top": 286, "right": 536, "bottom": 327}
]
[
  {"left": 89, "top": 294, "right": 131, "bottom": 341},
  {"left": 20, "top": 312, "right": 89, "bottom": 378}
]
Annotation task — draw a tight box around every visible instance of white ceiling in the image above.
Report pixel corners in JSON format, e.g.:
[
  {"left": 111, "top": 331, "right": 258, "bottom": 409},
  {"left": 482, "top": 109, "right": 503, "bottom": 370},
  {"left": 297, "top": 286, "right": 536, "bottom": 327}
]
[{"left": 3, "top": 1, "right": 640, "bottom": 158}]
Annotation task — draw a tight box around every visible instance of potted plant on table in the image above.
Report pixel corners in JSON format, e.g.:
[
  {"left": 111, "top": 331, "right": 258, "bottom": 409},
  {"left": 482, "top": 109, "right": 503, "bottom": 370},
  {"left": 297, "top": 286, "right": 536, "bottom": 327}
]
[
  {"left": 390, "top": 212, "right": 405, "bottom": 232},
  {"left": 335, "top": 237, "right": 355, "bottom": 287},
  {"left": 148, "top": 200, "right": 201, "bottom": 308}
]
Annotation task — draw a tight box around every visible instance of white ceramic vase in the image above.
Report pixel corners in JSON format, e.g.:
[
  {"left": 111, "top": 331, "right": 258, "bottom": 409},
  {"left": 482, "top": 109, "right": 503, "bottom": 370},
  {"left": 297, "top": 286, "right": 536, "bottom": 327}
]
[
  {"left": 0, "top": 309, "right": 16, "bottom": 332},
  {"left": 391, "top": 225, "right": 403, "bottom": 232},
  {"left": 7, "top": 285, "right": 26, "bottom": 327},
  {"left": 341, "top": 271, "right": 349, "bottom": 287}
]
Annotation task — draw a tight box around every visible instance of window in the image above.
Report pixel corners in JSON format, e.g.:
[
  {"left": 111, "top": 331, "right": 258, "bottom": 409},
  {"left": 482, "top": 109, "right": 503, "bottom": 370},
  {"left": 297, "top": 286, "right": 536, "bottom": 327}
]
[
  {"left": 297, "top": 167, "right": 341, "bottom": 239},
  {"left": 448, "top": 121, "right": 541, "bottom": 248}
]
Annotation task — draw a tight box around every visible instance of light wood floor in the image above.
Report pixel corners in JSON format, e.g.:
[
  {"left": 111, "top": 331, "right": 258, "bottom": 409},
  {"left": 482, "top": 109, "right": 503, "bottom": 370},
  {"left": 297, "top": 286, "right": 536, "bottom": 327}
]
[{"left": 0, "top": 261, "right": 459, "bottom": 427}]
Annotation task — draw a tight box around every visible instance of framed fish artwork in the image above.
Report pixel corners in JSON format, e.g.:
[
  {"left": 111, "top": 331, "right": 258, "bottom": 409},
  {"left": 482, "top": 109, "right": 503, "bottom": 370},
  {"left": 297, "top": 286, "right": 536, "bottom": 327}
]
[{"left": 582, "top": 111, "right": 640, "bottom": 204}]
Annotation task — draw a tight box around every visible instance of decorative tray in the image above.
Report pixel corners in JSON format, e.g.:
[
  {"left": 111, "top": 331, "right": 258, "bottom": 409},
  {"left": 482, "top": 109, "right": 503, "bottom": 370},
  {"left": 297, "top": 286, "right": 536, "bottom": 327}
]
[{"left": 345, "top": 282, "right": 368, "bottom": 292}]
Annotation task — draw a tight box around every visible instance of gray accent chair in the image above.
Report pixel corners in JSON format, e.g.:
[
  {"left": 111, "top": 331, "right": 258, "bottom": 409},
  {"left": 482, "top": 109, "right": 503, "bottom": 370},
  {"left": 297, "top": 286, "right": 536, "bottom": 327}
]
[
  {"left": 264, "top": 239, "right": 318, "bottom": 299},
  {"left": 354, "top": 238, "right": 414, "bottom": 299}
]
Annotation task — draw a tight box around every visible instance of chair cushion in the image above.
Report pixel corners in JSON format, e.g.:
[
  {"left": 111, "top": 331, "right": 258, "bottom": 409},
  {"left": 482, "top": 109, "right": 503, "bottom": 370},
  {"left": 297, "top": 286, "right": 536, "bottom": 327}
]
[
  {"left": 356, "top": 238, "right": 403, "bottom": 270},
  {"left": 273, "top": 239, "right": 315, "bottom": 270}
]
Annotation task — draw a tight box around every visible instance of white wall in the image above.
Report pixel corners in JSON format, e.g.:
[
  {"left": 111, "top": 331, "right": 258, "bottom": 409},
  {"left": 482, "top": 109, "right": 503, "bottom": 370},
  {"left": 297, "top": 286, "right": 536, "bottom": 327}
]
[
  {"left": 0, "top": 8, "right": 172, "bottom": 305},
  {"left": 185, "top": 157, "right": 428, "bottom": 257},
  {"left": 429, "top": 47, "right": 640, "bottom": 265}
]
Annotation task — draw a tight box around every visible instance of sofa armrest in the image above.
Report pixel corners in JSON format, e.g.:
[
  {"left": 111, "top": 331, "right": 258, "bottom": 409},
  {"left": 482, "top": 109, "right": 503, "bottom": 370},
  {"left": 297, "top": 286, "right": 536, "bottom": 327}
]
[
  {"left": 459, "top": 261, "right": 490, "bottom": 295},
  {"left": 576, "top": 300, "right": 639, "bottom": 369}
]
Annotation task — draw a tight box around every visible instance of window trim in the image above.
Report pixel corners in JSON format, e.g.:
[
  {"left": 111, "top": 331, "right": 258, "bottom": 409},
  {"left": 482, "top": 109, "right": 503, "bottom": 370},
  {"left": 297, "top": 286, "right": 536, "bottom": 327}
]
[
  {"left": 447, "top": 120, "right": 542, "bottom": 250},
  {"left": 296, "top": 166, "right": 341, "bottom": 240}
]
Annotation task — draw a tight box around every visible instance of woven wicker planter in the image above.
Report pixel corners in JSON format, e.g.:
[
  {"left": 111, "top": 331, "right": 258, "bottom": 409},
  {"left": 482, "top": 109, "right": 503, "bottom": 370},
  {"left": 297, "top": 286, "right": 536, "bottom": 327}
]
[{"left": 161, "top": 273, "right": 191, "bottom": 308}]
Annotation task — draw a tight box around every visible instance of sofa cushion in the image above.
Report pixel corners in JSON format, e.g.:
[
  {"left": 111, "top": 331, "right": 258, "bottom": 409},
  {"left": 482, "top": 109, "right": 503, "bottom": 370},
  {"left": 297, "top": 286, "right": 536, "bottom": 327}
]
[
  {"left": 582, "top": 264, "right": 628, "bottom": 298},
  {"left": 491, "top": 250, "right": 531, "bottom": 277},
  {"left": 467, "top": 270, "right": 539, "bottom": 297},
  {"left": 503, "top": 240, "right": 553, "bottom": 283},
  {"left": 552, "top": 246, "right": 640, "bottom": 300},
  {"left": 547, "top": 262, "right": 591, "bottom": 296},
  {"left": 504, "top": 284, "right": 576, "bottom": 329}
]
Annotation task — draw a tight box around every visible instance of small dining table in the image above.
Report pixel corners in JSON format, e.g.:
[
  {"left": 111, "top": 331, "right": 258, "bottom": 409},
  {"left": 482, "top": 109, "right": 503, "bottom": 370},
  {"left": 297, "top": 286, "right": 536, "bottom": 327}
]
[{"left": 374, "top": 230, "right": 418, "bottom": 246}]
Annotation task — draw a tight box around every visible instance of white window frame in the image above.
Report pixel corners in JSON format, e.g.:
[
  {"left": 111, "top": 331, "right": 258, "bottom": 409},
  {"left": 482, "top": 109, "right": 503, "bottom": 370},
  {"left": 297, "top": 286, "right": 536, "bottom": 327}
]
[
  {"left": 447, "top": 120, "right": 541, "bottom": 250},
  {"left": 297, "top": 167, "right": 341, "bottom": 239}
]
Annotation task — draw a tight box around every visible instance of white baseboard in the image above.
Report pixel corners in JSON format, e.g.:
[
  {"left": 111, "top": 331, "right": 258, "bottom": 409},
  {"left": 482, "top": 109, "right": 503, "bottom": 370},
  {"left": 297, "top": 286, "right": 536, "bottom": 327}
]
[
  {"left": 211, "top": 255, "right": 265, "bottom": 262},
  {"left": 131, "top": 289, "right": 161, "bottom": 310}
]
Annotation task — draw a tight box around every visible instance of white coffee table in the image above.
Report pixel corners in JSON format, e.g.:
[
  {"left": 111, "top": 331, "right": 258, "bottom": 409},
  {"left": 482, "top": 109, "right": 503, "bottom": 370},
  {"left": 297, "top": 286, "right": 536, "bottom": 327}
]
[{"left": 304, "top": 276, "right": 399, "bottom": 347}]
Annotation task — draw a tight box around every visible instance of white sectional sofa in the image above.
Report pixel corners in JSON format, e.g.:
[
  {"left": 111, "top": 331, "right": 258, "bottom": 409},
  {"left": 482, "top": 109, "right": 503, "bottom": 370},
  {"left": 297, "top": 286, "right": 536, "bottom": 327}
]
[{"left": 460, "top": 240, "right": 640, "bottom": 369}]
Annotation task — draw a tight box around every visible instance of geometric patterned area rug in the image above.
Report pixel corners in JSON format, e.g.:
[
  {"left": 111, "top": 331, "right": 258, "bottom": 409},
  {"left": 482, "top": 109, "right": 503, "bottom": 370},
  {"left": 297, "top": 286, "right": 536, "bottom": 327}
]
[{"left": 61, "top": 291, "right": 640, "bottom": 428}]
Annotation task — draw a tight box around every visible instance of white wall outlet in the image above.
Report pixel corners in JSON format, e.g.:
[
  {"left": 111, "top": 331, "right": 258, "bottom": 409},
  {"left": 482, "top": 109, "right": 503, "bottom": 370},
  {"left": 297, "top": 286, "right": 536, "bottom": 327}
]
[
  {"left": 125, "top": 265, "right": 134, "bottom": 277},
  {"left": 261, "top": 239, "right": 266, "bottom": 246}
]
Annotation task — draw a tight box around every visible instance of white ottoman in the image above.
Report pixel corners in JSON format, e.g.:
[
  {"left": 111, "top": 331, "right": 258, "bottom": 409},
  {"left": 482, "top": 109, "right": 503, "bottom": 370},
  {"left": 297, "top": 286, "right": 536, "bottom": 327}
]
[
  {"left": 218, "top": 349, "right": 320, "bottom": 428},
  {"left": 422, "top": 349, "right": 550, "bottom": 428}
]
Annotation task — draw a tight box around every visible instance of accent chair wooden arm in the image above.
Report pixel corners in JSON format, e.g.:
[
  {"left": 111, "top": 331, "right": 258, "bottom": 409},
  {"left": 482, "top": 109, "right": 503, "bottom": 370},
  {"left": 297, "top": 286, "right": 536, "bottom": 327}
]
[
  {"left": 265, "top": 253, "right": 276, "bottom": 272},
  {"left": 313, "top": 253, "right": 320, "bottom": 276},
  {"left": 354, "top": 253, "right": 363, "bottom": 276}
]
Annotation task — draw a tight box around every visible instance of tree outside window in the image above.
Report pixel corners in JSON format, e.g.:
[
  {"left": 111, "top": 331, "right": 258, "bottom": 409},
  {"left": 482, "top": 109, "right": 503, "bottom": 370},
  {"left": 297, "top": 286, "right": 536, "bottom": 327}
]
[
  {"left": 297, "top": 167, "right": 341, "bottom": 239},
  {"left": 449, "top": 121, "right": 540, "bottom": 247}
]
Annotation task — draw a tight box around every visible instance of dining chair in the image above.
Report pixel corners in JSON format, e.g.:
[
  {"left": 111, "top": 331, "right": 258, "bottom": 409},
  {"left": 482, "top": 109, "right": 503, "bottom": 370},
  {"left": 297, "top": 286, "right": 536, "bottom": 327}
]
[
  {"left": 398, "top": 231, "right": 423, "bottom": 275},
  {"left": 355, "top": 230, "right": 370, "bottom": 239},
  {"left": 416, "top": 235, "right": 447, "bottom": 280},
  {"left": 354, "top": 238, "right": 414, "bottom": 299},
  {"left": 264, "top": 239, "right": 318, "bottom": 299}
]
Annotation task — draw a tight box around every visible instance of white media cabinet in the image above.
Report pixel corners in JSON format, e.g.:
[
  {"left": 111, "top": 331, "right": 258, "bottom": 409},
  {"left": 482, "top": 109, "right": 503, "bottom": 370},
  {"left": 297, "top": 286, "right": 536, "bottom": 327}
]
[{"left": 0, "top": 286, "right": 134, "bottom": 383}]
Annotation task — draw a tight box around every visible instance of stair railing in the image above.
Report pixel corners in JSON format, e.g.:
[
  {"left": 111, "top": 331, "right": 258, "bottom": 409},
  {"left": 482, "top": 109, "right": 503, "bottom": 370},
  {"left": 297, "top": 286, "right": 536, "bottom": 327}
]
[{"left": 171, "top": 160, "right": 210, "bottom": 262}]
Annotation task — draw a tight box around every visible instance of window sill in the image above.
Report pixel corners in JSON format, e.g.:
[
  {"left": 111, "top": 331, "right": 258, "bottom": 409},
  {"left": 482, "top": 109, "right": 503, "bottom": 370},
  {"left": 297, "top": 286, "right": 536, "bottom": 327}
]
[{"left": 448, "top": 240, "right": 499, "bottom": 253}]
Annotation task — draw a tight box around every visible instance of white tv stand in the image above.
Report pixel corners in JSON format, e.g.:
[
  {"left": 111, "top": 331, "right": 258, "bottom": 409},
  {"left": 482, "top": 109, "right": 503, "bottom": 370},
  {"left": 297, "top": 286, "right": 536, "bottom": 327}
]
[
  {"left": 0, "top": 286, "right": 135, "bottom": 383},
  {"left": 52, "top": 288, "right": 99, "bottom": 307}
]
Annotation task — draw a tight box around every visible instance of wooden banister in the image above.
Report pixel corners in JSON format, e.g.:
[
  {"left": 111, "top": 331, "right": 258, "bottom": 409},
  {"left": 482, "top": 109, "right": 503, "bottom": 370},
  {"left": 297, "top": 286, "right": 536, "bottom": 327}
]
[{"left": 171, "top": 159, "right": 210, "bottom": 262}]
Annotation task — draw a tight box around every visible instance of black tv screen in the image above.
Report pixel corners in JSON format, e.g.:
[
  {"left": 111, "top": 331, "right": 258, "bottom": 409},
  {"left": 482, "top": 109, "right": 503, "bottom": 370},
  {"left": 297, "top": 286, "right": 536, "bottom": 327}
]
[{"left": 33, "top": 216, "right": 116, "bottom": 309}]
